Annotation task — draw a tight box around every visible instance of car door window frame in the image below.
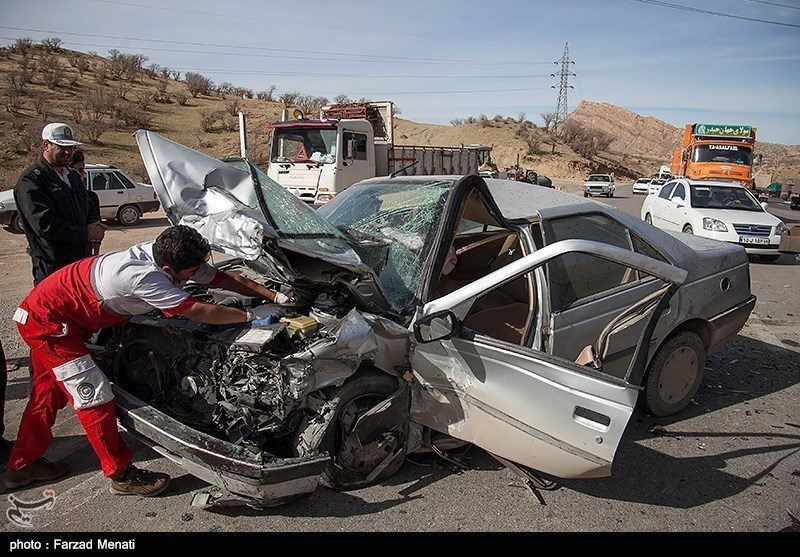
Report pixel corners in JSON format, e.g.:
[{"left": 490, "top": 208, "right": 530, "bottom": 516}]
[{"left": 540, "top": 212, "right": 668, "bottom": 312}]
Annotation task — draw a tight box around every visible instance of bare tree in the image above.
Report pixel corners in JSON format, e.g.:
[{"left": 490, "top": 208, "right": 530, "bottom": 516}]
[
  {"left": 541, "top": 111, "right": 560, "bottom": 153},
  {"left": 517, "top": 111, "right": 526, "bottom": 124},
  {"left": 450, "top": 118, "right": 464, "bottom": 126},
  {"left": 255, "top": 85, "right": 276, "bottom": 101},
  {"left": 333, "top": 94, "right": 352, "bottom": 105},
  {"left": 185, "top": 72, "right": 214, "bottom": 97},
  {"left": 279, "top": 91, "right": 299, "bottom": 107},
  {"left": 10, "top": 37, "right": 34, "bottom": 54},
  {"left": 40, "top": 37, "right": 63, "bottom": 52}
]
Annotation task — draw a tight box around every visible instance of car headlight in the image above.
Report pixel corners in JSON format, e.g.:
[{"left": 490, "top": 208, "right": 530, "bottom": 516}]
[
  {"left": 776, "top": 222, "right": 788, "bottom": 236},
  {"left": 702, "top": 217, "right": 728, "bottom": 232}
]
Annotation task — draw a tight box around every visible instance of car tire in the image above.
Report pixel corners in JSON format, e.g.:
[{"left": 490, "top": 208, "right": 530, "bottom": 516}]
[
  {"left": 642, "top": 331, "right": 706, "bottom": 417},
  {"left": 117, "top": 204, "right": 141, "bottom": 226},
  {"left": 10, "top": 212, "right": 24, "bottom": 234},
  {"left": 319, "top": 371, "right": 408, "bottom": 491},
  {"left": 759, "top": 254, "right": 780, "bottom": 262},
  {"left": 682, "top": 224, "right": 693, "bottom": 234},
  {"left": 608, "top": 192, "right": 614, "bottom": 198},
  {"left": 644, "top": 213, "right": 652, "bottom": 225},
  {"left": 584, "top": 192, "right": 589, "bottom": 198}
]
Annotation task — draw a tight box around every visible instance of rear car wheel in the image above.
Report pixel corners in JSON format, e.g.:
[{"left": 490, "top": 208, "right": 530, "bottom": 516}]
[
  {"left": 682, "top": 224, "right": 693, "bottom": 234},
  {"left": 10, "top": 212, "right": 24, "bottom": 234},
  {"left": 320, "top": 372, "right": 409, "bottom": 490},
  {"left": 642, "top": 331, "right": 705, "bottom": 417},
  {"left": 644, "top": 213, "right": 652, "bottom": 225},
  {"left": 117, "top": 204, "right": 141, "bottom": 226}
]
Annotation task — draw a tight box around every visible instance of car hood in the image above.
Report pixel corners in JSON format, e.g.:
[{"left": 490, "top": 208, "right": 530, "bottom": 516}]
[
  {"left": 135, "top": 130, "right": 392, "bottom": 314},
  {"left": 691, "top": 207, "right": 782, "bottom": 225},
  {"left": 0, "top": 189, "right": 14, "bottom": 205}
]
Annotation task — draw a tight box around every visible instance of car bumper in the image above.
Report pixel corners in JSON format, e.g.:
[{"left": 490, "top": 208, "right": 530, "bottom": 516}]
[
  {"left": 697, "top": 230, "right": 781, "bottom": 255},
  {"left": 112, "top": 385, "right": 330, "bottom": 506},
  {"left": 585, "top": 188, "right": 613, "bottom": 196},
  {"left": 632, "top": 188, "right": 648, "bottom": 194},
  {"left": 137, "top": 200, "right": 160, "bottom": 214},
  {"left": 707, "top": 295, "right": 756, "bottom": 353}
]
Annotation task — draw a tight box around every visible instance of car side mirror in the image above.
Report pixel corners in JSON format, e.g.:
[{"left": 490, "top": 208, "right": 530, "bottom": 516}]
[{"left": 414, "top": 310, "right": 461, "bottom": 343}]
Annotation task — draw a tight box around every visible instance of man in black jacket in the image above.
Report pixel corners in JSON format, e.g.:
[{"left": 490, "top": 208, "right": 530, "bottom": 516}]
[{"left": 13, "top": 123, "right": 106, "bottom": 284}]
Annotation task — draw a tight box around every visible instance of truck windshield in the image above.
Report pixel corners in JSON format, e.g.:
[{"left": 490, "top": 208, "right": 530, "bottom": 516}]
[
  {"left": 690, "top": 185, "right": 762, "bottom": 212},
  {"left": 588, "top": 175, "right": 610, "bottom": 182},
  {"left": 692, "top": 145, "right": 752, "bottom": 165},
  {"left": 271, "top": 128, "right": 337, "bottom": 164}
]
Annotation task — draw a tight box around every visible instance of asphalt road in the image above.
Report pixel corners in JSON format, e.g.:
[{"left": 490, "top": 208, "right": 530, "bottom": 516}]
[{"left": 0, "top": 183, "right": 797, "bottom": 533}]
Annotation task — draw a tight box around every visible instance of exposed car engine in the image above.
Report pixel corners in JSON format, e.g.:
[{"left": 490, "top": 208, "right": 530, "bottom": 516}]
[{"left": 97, "top": 260, "right": 370, "bottom": 458}]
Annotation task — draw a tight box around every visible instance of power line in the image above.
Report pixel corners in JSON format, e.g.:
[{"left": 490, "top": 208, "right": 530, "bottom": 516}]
[
  {"left": 742, "top": 0, "right": 800, "bottom": 11},
  {"left": 85, "top": 0, "right": 545, "bottom": 45},
  {"left": 630, "top": 0, "right": 800, "bottom": 27},
  {"left": 170, "top": 68, "right": 553, "bottom": 79},
  {"left": 0, "top": 25, "right": 551, "bottom": 65}
]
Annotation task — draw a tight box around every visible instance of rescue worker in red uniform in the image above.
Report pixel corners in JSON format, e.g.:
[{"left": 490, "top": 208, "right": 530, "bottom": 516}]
[{"left": 6, "top": 225, "right": 292, "bottom": 496}]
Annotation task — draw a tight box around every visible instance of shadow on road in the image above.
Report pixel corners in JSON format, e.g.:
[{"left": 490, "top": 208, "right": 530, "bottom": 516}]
[
  {"left": 562, "top": 333, "right": 800, "bottom": 508},
  {"left": 105, "top": 217, "right": 170, "bottom": 231}
]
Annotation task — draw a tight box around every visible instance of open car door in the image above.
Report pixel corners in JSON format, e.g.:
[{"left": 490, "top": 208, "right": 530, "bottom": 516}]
[{"left": 409, "top": 239, "right": 687, "bottom": 478}]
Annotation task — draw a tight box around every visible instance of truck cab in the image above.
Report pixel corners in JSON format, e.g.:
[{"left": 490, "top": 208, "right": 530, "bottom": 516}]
[{"left": 671, "top": 124, "right": 756, "bottom": 186}]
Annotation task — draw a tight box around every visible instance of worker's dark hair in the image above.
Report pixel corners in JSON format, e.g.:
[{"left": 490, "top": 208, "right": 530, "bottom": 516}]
[
  {"left": 71, "top": 150, "right": 85, "bottom": 164},
  {"left": 153, "top": 225, "right": 211, "bottom": 271}
]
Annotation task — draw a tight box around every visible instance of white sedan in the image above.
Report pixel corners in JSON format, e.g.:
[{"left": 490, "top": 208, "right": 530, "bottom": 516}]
[
  {"left": 632, "top": 178, "right": 651, "bottom": 194},
  {"left": 648, "top": 179, "right": 667, "bottom": 196},
  {"left": 641, "top": 178, "right": 788, "bottom": 261}
]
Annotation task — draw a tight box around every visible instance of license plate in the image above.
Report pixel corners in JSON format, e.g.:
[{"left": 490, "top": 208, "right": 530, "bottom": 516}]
[{"left": 739, "top": 236, "right": 770, "bottom": 245}]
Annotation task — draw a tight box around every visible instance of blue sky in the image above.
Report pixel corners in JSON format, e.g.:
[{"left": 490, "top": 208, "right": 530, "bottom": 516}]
[{"left": 2, "top": 0, "right": 799, "bottom": 144}]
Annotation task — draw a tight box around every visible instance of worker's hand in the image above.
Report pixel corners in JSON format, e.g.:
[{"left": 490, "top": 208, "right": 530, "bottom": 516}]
[
  {"left": 250, "top": 316, "right": 278, "bottom": 328},
  {"left": 248, "top": 304, "right": 282, "bottom": 320},
  {"left": 87, "top": 221, "right": 108, "bottom": 242},
  {"left": 274, "top": 292, "right": 295, "bottom": 305}
]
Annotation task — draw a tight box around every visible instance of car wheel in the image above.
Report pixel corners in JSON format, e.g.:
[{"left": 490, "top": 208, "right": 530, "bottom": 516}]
[
  {"left": 682, "top": 224, "right": 693, "bottom": 234},
  {"left": 609, "top": 191, "right": 614, "bottom": 198},
  {"left": 584, "top": 192, "right": 589, "bottom": 198},
  {"left": 644, "top": 213, "right": 652, "bottom": 225},
  {"left": 10, "top": 212, "right": 24, "bottom": 234},
  {"left": 320, "top": 372, "right": 409, "bottom": 490},
  {"left": 117, "top": 204, "right": 141, "bottom": 226},
  {"left": 642, "top": 331, "right": 705, "bottom": 417},
  {"left": 759, "top": 254, "right": 780, "bottom": 262}
]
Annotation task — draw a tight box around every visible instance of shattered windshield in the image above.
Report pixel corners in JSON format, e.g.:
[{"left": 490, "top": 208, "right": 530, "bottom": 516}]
[
  {"left": 271, "top": 128, "right": 337, "bottom": 164},
  {"left": 318, "top": 179, "right": 454, "bottom": 311}
]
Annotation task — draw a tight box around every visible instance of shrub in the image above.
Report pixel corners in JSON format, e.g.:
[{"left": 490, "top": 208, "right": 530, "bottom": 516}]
[
  {"left": 10, "top": 37, "right": 34, "bottom": 54},
  {"left": 185, "top": 72, "right": 213, "bottom": 97},
  {"left": 82, "top": 115, "right": 106, "bottom": 144},
  {"left": 175, "top": 91, "right": 188, "bottom": 106},
  {"left": 226, "top": 97, "right": 241, "bottom": 116},
  {"left": 40, "top": 37, "right": 63, "bottom": 51},
  {"left": 31, "top": 92, "right": 49, "bottom": 120},
  {"left": 450, "top": 118, "right": 464, "bottom": 126},
  {"left": 199, "top": 112, "right": 217, "bottom": 132},
  {"left": 477, "top": 114, "right": 489, "bottom": 128},
  {"left": 279, "top": 91, "right": 299, "bottom": 107}
]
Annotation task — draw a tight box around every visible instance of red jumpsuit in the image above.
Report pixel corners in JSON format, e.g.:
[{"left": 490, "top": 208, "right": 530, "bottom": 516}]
[{"left": 9, "top": 257, "right": 133, "bottom": 478}]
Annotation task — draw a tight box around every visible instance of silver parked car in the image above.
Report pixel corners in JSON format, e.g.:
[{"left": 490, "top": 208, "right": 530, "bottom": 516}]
[
  {"left": 94, "top": 131, "right": 755, "bottom": 507},
  {"left": 0, "top": 165, "right": 159, "bottom": 232}
]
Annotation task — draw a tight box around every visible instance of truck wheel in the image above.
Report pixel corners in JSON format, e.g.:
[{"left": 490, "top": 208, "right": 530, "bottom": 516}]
[
  {"left": 10, "top": 212, "right": 24, "bottom": 234},
  {"left": 682, "top": 224, "right": 693, "bottom": 234},
  {"left": 642, "top": 331, "right": 705, "bottom": 417},
  {"left": 320, "top": 372, "right": 408, "bottom": 490},
  {"left": 117, "top": 205, "right": 141, "bottom": 226}
]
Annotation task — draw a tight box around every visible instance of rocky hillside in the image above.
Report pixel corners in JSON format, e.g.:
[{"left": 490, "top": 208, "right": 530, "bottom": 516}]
[{"left": 568, "top": 100, "right": 800, "bottom": 182}]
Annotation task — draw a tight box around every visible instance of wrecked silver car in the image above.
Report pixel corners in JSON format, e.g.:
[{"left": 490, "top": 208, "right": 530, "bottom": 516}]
[{"left": 92, "top": 131, "right": 755, "bottom": 506}]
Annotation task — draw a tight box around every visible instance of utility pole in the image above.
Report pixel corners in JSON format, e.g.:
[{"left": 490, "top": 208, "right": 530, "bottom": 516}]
[{"left": 551, "top": 42, "right": 575, "bottom": 131}]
